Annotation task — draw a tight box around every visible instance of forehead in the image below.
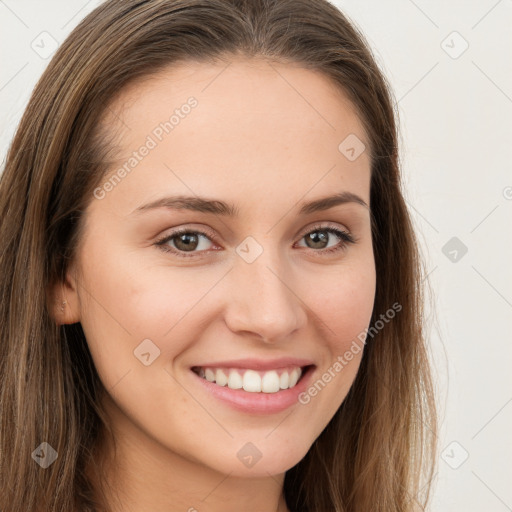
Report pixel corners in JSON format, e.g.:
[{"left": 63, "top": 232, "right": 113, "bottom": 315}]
[
  {"left": 94, "top": 56, "right": 371, "bottom": 217},
  {"left": 106, "top": 56, "right": 367, "bottom": 134}
]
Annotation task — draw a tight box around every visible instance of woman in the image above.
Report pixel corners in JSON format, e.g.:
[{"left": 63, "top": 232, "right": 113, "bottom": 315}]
[{"left": 0, "top": 1, "right": 437, "bottom": 510}]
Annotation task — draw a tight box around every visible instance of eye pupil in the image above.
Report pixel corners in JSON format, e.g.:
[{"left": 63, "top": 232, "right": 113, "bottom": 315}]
[{"left": 306, "top": 231, "right": 328, "bottom": 249}]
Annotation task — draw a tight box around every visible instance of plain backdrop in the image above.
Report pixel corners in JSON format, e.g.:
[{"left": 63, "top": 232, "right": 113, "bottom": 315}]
[{"left": 1, "top": 1, "right": 511, "bottom": 510}]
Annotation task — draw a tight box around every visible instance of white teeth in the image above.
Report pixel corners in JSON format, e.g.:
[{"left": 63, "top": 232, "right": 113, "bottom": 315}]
[
  {"left": 289, "top": 368, "right": 300, "bottom": 387},
  {"left": 228, "top": 369, "right": 243, "bottom": 389},
  {"left": 243, "top": 370, "right": 261, "bottom": 392},
  {"left": 261, "top": 370, "right": 280, "bottom": 393},
  {"left": 195, "top": 366, "right": 304, "bottom": 393},
  {"left": 215, "top": 369, "right": 228, "bottom": 387}
]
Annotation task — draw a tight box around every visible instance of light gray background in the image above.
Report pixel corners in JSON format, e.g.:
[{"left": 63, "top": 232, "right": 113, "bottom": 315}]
[{"left": 1, "top": 1, "right": 511, "bottom": 510}]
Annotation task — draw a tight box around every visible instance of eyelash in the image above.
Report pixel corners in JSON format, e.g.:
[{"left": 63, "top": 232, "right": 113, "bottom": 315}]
[{"left": 154, "top": 223, "right": 357, "bottom": 259}]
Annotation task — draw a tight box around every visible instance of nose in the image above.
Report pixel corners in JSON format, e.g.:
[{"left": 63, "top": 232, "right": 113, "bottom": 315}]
[{"left": 221, "top": 247, "right": 307, "bottom": 344}]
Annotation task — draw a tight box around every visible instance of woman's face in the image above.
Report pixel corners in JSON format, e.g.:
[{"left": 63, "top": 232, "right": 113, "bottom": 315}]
[{"left": 56, "top": 57, "right": 375, "bottom": 479}]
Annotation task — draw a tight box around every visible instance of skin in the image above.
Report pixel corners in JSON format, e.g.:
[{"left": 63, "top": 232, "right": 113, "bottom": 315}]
[{"left": 49, "top": 56, "right": 376, "bottom": 512}]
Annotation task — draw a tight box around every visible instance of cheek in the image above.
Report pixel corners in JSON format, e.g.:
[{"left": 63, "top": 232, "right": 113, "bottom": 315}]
[
  {"left": 76, "top": 241, "right": 222, "bottom": 382},
  {"left": 313, "top": 259, "right": 376, "bottom": 350},
  {"left": 326, "top": 280, "right": 375, "bottom": 346},
  {"left": 294, "top": 260, "right": 376, "bottom": 425}
]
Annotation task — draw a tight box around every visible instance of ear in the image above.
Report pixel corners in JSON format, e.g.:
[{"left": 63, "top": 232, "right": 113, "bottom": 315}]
[{"left": 46, "top": 263, "right": 81, "bottom": 325}]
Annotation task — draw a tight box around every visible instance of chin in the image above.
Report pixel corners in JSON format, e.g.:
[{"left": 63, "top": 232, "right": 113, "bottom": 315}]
[{"left": 209, "top": 439, "right": 313, "bottom": 478}]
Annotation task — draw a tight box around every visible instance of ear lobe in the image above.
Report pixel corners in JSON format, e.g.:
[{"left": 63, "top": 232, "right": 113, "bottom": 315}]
[{"left": 46, "top": 268, "right": 81, "bottom": 325}]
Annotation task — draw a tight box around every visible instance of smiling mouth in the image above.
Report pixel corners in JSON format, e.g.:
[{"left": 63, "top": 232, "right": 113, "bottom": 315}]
[{"left": 191, "top": 365, "right": 313, "bottom": 393}]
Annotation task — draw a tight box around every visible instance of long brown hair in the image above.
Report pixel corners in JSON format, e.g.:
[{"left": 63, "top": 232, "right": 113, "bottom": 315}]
[{"left": 0, "top": 1, "right": 437, "bottom": 510}]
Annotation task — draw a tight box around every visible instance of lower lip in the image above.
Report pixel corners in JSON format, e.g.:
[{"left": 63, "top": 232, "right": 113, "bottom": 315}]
[{"left": 190, "top": 366, "right": 316, "bottom": 414}]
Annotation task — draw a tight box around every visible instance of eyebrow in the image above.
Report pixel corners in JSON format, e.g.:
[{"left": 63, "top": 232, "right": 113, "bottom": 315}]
[{"left": 131, "top": 191, "right": 369, "bottom": 217}]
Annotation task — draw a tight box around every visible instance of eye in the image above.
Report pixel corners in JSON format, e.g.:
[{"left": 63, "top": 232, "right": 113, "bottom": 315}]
[
  {"left": 154, "top": 223, "right": 357, "bottom": 258},
  {"left": 154, "top": 228, "right": 217, "bottom": 257},
  {"left": 295, "top": 224, "right": 357, "bottom": 255}
]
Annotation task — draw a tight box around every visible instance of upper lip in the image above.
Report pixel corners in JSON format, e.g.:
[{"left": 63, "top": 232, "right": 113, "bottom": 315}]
[{"left": 191, "top": 357, "right": 315, "bottom": 371}]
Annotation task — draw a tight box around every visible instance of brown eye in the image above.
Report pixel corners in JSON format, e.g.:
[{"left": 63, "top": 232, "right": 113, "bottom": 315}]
[
  {"left": 304, "top": 230, "right": 329, "bottom": 249},
  {"left": 173, "top": 232, "right": 200, "bottom": 252},
  {"left": 154, "top": 224, "right": 356, "bottom": 259},
  {"left": 297, "top": 226, "right": 356, "bottom": 254},
  {"left": 155, "top": 229, "right": 215, "bottom": 257}
]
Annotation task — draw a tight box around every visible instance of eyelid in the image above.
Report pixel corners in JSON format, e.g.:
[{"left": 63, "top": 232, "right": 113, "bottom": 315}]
[{"left": 298, "top": 221, "right": 351, "bottom": 239}]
